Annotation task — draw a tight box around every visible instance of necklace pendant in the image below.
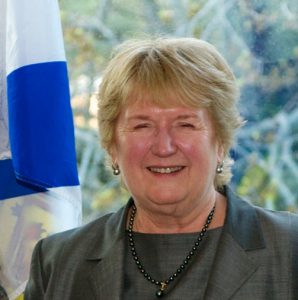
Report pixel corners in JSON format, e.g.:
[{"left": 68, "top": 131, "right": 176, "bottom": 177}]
[{"left": 156, "top": 282, "right": 167, "bottom": 298}]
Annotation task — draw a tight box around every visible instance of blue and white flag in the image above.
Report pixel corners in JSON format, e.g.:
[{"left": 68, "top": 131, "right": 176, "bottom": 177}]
[{"left": 0, "top": 0, "right": 82, "bottom": 298}]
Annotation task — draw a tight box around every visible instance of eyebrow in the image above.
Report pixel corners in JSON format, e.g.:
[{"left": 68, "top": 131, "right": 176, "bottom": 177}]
[
  {"left": 127, "top": 113, "right": 201, "bottom": 121},
  {"left": 176, "top": 114, "right": 201, "bottom": 120},
  {"left": 126, "top": 115, "right": 152, "bottom": 122}
]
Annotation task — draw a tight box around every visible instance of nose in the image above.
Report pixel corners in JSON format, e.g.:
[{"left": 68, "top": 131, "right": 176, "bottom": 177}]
[{"left": 151, "top": 128, "right": 177, "bottom": 157}]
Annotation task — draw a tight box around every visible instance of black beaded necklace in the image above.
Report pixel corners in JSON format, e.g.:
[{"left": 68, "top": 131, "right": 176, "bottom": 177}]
[{"left": 127, "top": 204, "right": 215, "bottom": 298}]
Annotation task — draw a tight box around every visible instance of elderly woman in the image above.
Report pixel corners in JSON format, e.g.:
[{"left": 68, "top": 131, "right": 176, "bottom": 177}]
[{"left": 25, "top": 38, "right": 298, "bottom": 300}]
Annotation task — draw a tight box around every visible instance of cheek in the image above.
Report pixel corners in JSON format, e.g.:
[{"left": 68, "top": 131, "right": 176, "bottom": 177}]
[
  {"left": 177, "top": 136, "right": 217, "bottom": 166},
  {"left": 184, "top": 145, "right": 208, "bottom": 166},
  {"left": 116, "top": 134, "right": 151, "bottom": 166}
]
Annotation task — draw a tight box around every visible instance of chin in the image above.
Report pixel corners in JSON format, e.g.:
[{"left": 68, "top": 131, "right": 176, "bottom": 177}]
[{"left": 148, "top": 193, "right": 185, "bottom": 206}]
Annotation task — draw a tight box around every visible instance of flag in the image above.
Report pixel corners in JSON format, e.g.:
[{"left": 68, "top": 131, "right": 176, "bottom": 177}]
[{"left": 0, "top": 0, "right": 82, "bottom": 298}]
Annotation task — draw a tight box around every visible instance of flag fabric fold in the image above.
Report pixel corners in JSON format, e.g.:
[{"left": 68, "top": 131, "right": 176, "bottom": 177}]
[{"left": 0, "top": 0, "right": 82, "bottom": 298}]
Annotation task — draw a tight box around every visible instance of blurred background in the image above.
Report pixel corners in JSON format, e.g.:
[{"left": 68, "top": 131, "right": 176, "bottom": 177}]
[{"left": 59, "top": 0, "right": 298, "bottom": 223}]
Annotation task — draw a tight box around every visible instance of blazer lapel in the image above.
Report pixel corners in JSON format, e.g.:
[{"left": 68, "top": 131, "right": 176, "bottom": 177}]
[
  {"left": 204, "top": 232, "right": 261, "bottom": 299},
  {"left": 205, "top": 188, "right": 266, "bottom": 300},
  {"left": 87, "top": 236, "right": 126, "bottom": 300},
  {"left": 84, "top": 200, "right": 133, "bottom": 300}
]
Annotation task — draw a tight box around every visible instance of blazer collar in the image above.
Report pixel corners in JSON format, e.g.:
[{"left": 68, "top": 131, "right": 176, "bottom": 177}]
[
  {"left": 204, "top": 186, "right": 266, "bottom": 299},
  {"left": 87, "top": 198, "right": 132, "bottom": 260},
  {"left": 85, "top": 199, "right": 133, "bottom": 300},
  {"left": 224, "top": 186, "right": 265, "bottom": 250}
]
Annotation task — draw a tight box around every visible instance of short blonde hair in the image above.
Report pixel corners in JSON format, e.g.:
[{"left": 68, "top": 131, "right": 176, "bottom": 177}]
[{"left": 97, "top": 37, "right": 244, "bottom": 189}]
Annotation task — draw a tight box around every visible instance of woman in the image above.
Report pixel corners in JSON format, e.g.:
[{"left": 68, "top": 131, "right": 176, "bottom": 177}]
[{"left": 25, "top": 38, "right": 298, "bottom": 299}]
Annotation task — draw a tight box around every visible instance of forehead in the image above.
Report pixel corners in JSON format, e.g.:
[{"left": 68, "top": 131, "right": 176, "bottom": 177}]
[
  {"left": 124, "top": 84, "right": 207, "bottom": 110},
  {"left": 119, "top": 100, "right": 212, "bottom": 124}
]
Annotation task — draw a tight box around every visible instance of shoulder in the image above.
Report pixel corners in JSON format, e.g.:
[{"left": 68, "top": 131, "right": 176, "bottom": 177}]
[
  {"left": 225, "top": 186, "right": 298, "bottom": 250},
  {"left": 42, "top": 212, "right": 111, "bottom": 247},
  {"left": 225, "top": 189, "right": 298, "bottom": 295},
  {"left": 36, "top": 202, "right": 128, "bottom": 261},
  {"left": 254, "top": 205, "right": 298, "bottom": 240},
  {"left": 25, "top": 202, "right": 130, "bottom": 297},
  {"left": 253, "top": 205, "right": 298, "bottom": 290},
  {"left": 226, "top": 186, "right": 298, "bottom": 236}
]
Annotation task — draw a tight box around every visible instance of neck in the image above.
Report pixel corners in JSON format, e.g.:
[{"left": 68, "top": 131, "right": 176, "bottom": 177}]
[{"left": 132, "top": 192, "right": 227, "bottom": 234}]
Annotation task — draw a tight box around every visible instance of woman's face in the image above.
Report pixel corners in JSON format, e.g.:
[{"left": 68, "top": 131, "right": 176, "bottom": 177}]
[{"left": 110, "top": 98, "right": 223, "bottom": 213}]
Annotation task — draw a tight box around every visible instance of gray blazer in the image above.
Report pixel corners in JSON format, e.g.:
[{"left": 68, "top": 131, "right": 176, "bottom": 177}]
[{"left": 25, "top": 188, "right": 298, "bottom": 299}]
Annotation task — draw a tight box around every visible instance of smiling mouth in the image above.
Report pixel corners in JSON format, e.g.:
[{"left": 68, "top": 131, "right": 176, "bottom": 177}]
[{"left": 148, "top": 166, "right": 184, "bottom": 174}]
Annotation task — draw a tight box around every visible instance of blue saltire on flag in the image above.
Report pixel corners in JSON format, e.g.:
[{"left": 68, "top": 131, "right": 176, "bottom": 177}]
[
  {"left": 0, "top": 0, "right": 81, "bottom": 298},
  {"left": 7, "top": 61, "right": 78, "bottom": 189}
]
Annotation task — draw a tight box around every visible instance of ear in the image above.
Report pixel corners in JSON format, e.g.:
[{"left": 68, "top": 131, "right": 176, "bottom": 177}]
[
  {"left": 108, "top": 143, "right": 118, "bottom": 164},
  {"left": 216, "top": 143, "right": 225, "bottom": 163}
]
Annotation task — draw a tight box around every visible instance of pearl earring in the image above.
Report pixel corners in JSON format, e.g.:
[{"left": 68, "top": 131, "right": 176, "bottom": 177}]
[
  {"left": 216, "top": 161, "right": 224, "bottom": 174},
  {"left": 112, "top": 165, "right": 120, "bottom": 175}
]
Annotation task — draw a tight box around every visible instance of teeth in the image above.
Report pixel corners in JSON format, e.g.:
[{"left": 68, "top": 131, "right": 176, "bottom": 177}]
[{"left": 149, "top": 167, "right": 182, "bottom": 174}]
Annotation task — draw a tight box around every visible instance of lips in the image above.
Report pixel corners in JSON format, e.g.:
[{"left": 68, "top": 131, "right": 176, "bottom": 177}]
[{"left": 148, "top": 166, "right": 184, "bottom": 174}]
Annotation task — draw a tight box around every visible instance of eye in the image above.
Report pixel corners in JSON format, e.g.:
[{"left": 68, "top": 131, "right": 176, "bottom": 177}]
[
  {"left": 133, "top": 123, "right": 151, "bottom": 130},
  {"left": 179, "top": 122, "right": 195, "bottom": 128}
]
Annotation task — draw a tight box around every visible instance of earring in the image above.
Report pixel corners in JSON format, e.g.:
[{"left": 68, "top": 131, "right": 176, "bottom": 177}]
[
  {"left": 112, "top": 165, "right": 120, "bottom": 175},
  {"left": 216, "top": 161, "right": 224, "bottom": 174}
]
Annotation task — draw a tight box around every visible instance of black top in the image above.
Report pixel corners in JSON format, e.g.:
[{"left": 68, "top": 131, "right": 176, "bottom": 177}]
[{"left": 124, "top": 227, "right": 223, "bottom": 300}]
